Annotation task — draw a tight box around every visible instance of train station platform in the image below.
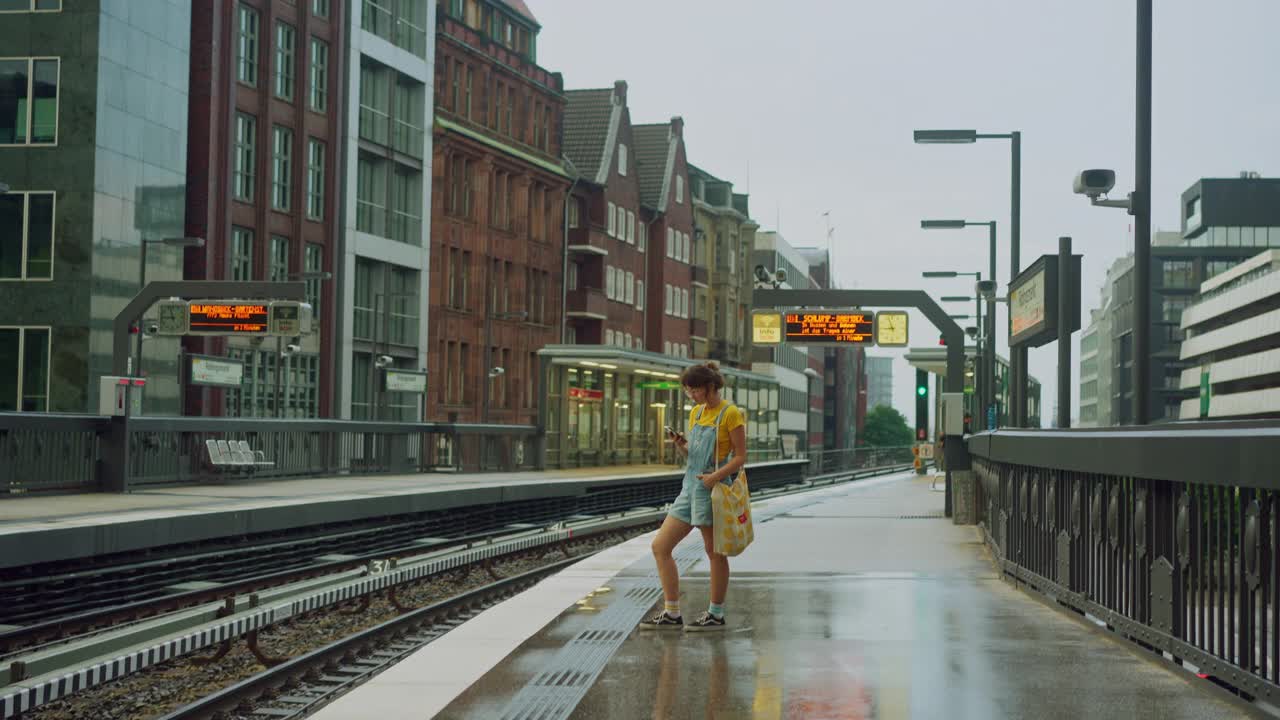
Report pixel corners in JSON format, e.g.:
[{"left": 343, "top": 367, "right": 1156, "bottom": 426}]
[
  {"left": 2, "top": 462, "right": 818, "bottom": 569},
  {"left": 313, "top": 471, "right": 1259, "bottom": 720}
]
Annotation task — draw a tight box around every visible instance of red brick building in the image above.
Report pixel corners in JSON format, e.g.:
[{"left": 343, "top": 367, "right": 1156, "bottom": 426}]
[
  {"left": 184, "top": 0, "right": 344, "bottom": 418},
  {"left": 561, "top": 81, "right": 647, "bottom": 351},
  {"left": 634, "top": 118, "right": 695, "bottom": 359},
  {"left": 426, "top": 0, "right": 568, "bottom": 424}
]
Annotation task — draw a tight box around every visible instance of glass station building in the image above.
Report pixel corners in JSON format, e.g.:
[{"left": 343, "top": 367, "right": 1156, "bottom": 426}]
[{"left": 537, "top": 345, "right": 781, "bottom": 468}]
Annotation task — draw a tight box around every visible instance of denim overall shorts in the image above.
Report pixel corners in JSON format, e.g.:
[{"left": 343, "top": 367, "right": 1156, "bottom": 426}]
[{"left": 668, "top": 403, "right": 732, "bottom": 527}]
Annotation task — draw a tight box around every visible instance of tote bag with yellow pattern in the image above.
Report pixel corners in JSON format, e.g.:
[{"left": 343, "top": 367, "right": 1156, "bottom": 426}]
[
  {"left": 706, "top": 412, "right": 752, "bottom": 558},
  {"left": 711, "top": 468, "right": 753, "bottom": 556}
]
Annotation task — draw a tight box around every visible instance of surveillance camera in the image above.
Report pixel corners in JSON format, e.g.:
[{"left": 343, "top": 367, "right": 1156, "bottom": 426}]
[
  {"left": 774, "top": 268, "right": 788, "bottom": 285},
  {"left": 965, "top": 326, "right": 979, "bottom": 339},
  {"left": 145, "top": 323, "right": 159, "bottom": 336},
  {"left": 975, "top": 280, "right": 996, "bottom": 299},
  {"left": 1073, "top": 169, "right": 1116, "bottom": 199},
  {"left": 754, "top": 265, "right": 771, "bottom": 283},
  {"left": 285, "top": 343, "right": 301, "bottom": 354},
  {"left": 375, "top": 355, "right": 393, "bottom": 368}
]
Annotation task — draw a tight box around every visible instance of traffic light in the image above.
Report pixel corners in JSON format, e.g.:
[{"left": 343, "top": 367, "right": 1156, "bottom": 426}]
[{"left": 915, "top": 369, "right": 929, "bottom": 442}]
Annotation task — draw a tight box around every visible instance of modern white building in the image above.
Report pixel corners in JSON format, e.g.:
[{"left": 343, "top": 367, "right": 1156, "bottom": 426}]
[
  {"left": 1178, "top": 249, "right": 1280, "bottom": 420},
  {"left": 866, "top": 356, "right": 893, "bottom": 411},
  {"left": 750, "top": 231, "right": 816, "bottom": 455},
  {"left": 336, "top": 0, "right": 437, "bottom": 420}
]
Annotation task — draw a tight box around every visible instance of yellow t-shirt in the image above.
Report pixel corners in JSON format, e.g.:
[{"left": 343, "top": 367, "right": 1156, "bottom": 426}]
[{"left": 687, "top": 403, "right": 745, "bottom": 465}]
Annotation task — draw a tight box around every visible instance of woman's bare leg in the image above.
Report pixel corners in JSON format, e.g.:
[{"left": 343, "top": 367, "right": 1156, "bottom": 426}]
[
  {"left": 652, "top": 514, "right": 694, "bottom": 602},
  {"left": 698, "top": 526, "right": 729, "bottom": 605}
]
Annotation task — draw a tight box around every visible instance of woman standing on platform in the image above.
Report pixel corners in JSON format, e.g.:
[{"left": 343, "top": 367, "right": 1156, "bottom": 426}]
[{"left": 640, "top": 361, "right": 748, "bottom": 631}]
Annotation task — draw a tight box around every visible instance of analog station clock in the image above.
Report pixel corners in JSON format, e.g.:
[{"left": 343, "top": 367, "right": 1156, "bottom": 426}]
[{"left": 875, "top": 311, "right": 909, "bottom": 347}]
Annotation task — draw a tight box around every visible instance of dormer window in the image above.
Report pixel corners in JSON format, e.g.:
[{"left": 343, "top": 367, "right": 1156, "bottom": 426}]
[
  {"left": 676, "top": 175, "right": 684, "bottom": 204},
  {"left": 618, "top": 144, "right": 628, "bottom": 176}
]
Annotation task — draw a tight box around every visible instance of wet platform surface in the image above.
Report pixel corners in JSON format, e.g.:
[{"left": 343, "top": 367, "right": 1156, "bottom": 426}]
[{"left": 412, "top": 474, "right": 1257, "bottom": 719}]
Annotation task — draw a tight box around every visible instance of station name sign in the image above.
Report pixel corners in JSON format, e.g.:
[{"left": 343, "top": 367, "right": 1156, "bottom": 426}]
[{"left": 784, "top": 310, "right": 874, "bottom": 345}]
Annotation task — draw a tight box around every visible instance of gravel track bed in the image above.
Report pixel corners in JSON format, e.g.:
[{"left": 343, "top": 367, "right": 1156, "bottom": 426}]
[{"left": 23, "top": 527, "right": 653, "bottom": 720}]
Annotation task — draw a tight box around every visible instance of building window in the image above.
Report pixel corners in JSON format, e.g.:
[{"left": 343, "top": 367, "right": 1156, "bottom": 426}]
[
  {"left": 390, "top": 167, "right": 422, "bottom": 245},
  {"left": 274, "top": 22, "right": 295, "bottom": 101},
  {"left": 666, "top": 227, "right": 673, "bottom": 258},
  {"left": 664, "top": 340, "right": 671, "bottom": 356},
  {"left": 236, "top": 4, "right": 259, "bottom": 86},
  {"left": 607, "top": 201, "right": 616, "bottom": 237},
  {"left": 617, "top": 144, "right": 627, "bottom": 176},
  {"left": 305, "top": 243, "right": 322, "bottom": 320},
  {"left": 392, "top": 75, "right": 425, "bottom": 158},
  {"left": 606, "top": 265, "right": 615, "bottom": 300},
  {"left": 231, "top": 226, "right": 253, "bottom": 281},
  {"left": 269, "top": 235, "right": 290, "bottom": 282},
  {"left": 676, "top": 175, "right": 684, "bottom": 204},
  {"left": 306, "top": 138, "right": 325, "bottom": 220},
  {"left": 605, "top": 329, "right": 615, "bottom": 346},
  {"left": 1206, "top": 259, "right": 1241, "bottom": 279},
  {"left": 616, "top": 206, "right": 625, "bottom": 242},
  {"left": 308, "top": 38, "right": 328, "bottom": 112},
  {"left": 0, "top": 326, "right": 50, "bottom": 412},
  {"left": 567, "top": 197, "right": 580, "bottom": 229},
  {"left": 0, "top": 1, "right": 62, "bottom": 10},
  {"left": 0, "top": 191, "right": 54, "bottom": 280},
  {"left": 356, "top": 153, "right": 386, "bottom": 236},
  {"left": 448, "top": 155, "right": 471, "bottom": 218},
  {"left": 271, "top": 125, "right": 293, "bottom": 211},
  {"left": 0, "top": 57, "right": 58, "bottom": 145},
  {"left": 311, "top": 0, "right": 329, "bottom": 18},
  {"left": 1161, "top": 260, "right": 1195, "bottom": 289},
  {"left": 636, "top": 279, "right": 644, "bottom": 310},
  {"left": 625, "top": 271, "right": 634, "bottom": 304},
  {"left": 465, "top": 65, "right": 474, "bottom": 120},
  {"left": 638, "top": 222, "right": 647, "bottom": 252},
  {"left": 232, "top": 112, "right": 256, "bottom": 201},
  {"left": 665, "top": 283, "right": 673, "bottom": 315}
]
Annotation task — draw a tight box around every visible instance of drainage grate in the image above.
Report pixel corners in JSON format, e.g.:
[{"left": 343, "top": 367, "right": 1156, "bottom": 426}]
[{"left": 496, "top": 541, "right": 704, "bottom": 720}]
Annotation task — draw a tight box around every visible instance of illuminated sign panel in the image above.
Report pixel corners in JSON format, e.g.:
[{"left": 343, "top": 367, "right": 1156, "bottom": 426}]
[
  {"left": 187, "top": 303, "right": 270, "bottom": 335},
  {"left": 784, "top": 310, "right": 874, "bottom": 345},
  {"left": 752, "top": 312, "right": 783, "bottom": 344}
]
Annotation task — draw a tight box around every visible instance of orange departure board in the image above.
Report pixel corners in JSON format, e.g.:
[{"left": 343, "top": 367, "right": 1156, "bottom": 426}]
[
  {"left": 188, "top": 303, "right": 270, "bottom": 335},
  {"left": 784, "top": 311, "right": 874, "bottom": 344}
]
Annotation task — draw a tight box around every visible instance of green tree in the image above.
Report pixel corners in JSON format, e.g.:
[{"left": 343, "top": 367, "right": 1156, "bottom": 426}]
[{"left": 860, "top": 405, "right": 913, "bottom": 447}]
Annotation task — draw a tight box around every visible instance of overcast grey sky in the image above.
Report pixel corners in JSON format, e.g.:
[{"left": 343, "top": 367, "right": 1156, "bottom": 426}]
[{"left": 532, "top": 0, "right": 1280, "bottom": 424}]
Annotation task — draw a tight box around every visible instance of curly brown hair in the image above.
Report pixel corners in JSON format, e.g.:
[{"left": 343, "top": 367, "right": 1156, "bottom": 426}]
[{"left": 680, "top": 361, "right": 725, "bottom": 391}]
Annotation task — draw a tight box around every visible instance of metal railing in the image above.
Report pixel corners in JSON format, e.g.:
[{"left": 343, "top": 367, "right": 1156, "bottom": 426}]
[
  {"left": 0, "top": 413, "right": 101, "bottom": 495},
  {"left": 743, "top": 445, "right": 916, "bottom": 478},
  {"left": 968, "top": 422, "right": 1280, "bottom": 703},
  {"left": 0, "top": 414, "right": 547, "bottom": 495}
]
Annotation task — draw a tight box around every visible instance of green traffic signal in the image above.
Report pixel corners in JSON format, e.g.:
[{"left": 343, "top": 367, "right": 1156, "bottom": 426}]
[{"left": 916, "top": 385, "right": 927, "bottom": 396}]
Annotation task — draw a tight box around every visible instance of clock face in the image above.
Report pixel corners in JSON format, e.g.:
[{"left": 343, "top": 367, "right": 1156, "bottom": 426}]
[
  {"left": 876, "top": 312, "right": 908, "bottom": 346},
  {"left": 157, "top": 302, "right": 189, "bottom": 334}
]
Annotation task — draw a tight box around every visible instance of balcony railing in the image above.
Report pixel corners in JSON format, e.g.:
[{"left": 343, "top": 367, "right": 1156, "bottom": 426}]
[
  {"left": 359, "top": 105, "right": 390, "bottom": 147},
  {"left": 566, "top": 227, "right": 608, "bottom": 254},
  {"left": 565, "top": 287, "right": 608, "bottom": 319},
  {"left": 692, "top": 265, "right": 710, "bottom": 286},
  {"left": 392, "top": 119, "right": 425, "bottom": 158},
  {"left": 389, "top": 210, "right": 422, "bottom": 246}
]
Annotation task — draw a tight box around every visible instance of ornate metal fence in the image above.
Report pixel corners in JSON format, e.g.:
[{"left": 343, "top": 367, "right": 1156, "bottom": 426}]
[{"left": 968, "top": 422, "right": 1280, "bottom": 703}]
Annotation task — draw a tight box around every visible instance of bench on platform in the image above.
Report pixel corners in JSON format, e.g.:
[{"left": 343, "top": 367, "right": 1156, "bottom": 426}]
[{"left": 205, "top": 439, "right": 275, "bottom": 471}]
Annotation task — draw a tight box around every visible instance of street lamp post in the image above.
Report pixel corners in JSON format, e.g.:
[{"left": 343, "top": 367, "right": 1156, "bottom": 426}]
[
  {"left": 922, "top": 220, "right": 998, "bottom": 426},
  {"left": 135, "top": 237, "right": 204, "bottom": 379},
  {"left": 915, "top": 129, "right": 1022, "bottom": 425},
  {"left": 926, "top": 271, "right": 984, "bottom": 415}
]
